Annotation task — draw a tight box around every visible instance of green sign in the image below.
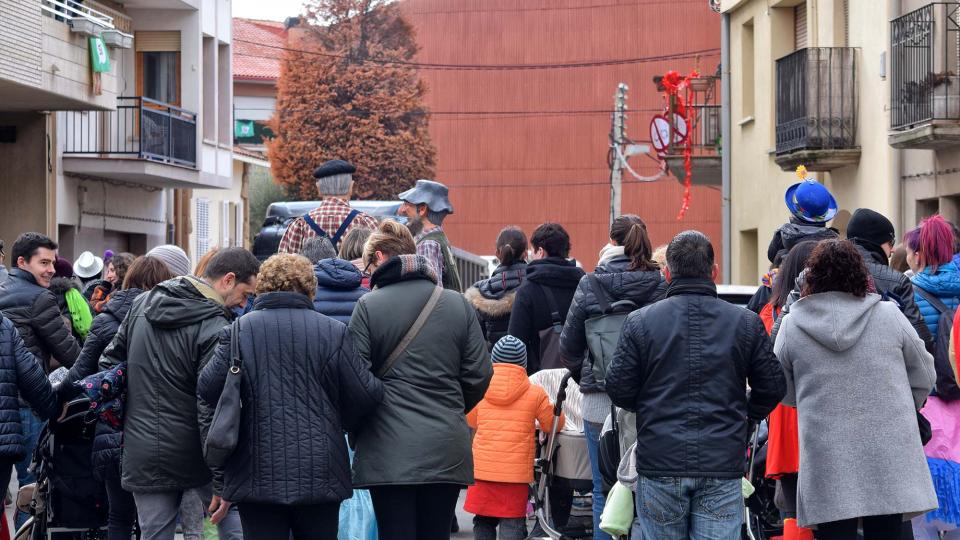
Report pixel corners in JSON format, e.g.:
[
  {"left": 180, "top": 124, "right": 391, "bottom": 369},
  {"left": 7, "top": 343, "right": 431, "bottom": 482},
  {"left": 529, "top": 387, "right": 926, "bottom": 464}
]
[
  {"left": 89, "top": 36, "right": 110, "bottom": 73},
  {"left": 235, "top": 120, "right": 255, "bottom": 138}
]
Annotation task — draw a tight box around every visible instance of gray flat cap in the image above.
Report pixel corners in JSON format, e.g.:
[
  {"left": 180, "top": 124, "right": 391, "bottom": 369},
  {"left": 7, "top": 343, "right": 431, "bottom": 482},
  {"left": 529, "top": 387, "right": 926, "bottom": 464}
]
[{"left": 398, "top": 179, "right": 454, "bottom": 214}]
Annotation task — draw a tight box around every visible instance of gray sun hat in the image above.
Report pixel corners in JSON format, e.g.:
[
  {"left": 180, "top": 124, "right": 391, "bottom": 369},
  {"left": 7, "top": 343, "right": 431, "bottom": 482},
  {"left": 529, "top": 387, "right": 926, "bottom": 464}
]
[{"left": 398, "top": 179, "right": 454, "bottom": 214}]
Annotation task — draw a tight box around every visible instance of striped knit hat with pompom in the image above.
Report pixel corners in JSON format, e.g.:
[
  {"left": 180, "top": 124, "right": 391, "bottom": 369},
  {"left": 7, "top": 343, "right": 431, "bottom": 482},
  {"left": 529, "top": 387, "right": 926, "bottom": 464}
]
[{"left": 491, "top": 335, "right": 527, "bottom": 368}]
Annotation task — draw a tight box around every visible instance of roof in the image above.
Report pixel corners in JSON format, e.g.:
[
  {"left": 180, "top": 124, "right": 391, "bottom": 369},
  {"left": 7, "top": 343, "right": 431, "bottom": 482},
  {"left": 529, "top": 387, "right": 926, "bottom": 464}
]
[{"left": 233, "top": 18, "right": 288, "bottom": 82}]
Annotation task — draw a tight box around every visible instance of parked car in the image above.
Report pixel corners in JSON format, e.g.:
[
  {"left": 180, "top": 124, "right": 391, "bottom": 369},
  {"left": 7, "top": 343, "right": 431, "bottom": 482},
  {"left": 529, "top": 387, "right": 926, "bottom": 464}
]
[{"left": 717, "top": 284, "right": 759, "bottom": 308}]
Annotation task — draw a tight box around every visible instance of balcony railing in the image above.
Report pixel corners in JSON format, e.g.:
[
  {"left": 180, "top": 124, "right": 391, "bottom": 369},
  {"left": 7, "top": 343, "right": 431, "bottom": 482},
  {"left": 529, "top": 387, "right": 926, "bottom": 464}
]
[
  {"left": 62, "top": 97, "right": 198, "bottom": 168},
  {"left": 40, "top": 0, "right": 114, "bottom": 30},
  {"left": 775, "top": 47, "right": 858, "bottom": 155},
  {"left": 891, "top": 3, "right": 960, "bottom": 130}
]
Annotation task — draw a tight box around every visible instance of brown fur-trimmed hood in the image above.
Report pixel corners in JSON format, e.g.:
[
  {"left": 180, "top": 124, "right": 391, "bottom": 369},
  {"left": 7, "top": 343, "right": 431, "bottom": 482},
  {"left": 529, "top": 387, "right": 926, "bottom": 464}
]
[{"left": 465, "top": 286, "right": 517, "bottom": 317}]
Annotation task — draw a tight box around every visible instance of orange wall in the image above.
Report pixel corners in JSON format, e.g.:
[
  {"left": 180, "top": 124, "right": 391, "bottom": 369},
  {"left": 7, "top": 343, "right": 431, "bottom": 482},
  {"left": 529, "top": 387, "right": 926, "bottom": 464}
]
[{"left": 402, "top": 0, "right": 722, "bottom": 272}]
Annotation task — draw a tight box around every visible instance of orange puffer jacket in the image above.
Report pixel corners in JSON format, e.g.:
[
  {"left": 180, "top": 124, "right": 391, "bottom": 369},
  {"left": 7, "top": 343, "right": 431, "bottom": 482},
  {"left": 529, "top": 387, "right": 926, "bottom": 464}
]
[{"left": 466, "top": 363, "right": 563, "bottom": 483}]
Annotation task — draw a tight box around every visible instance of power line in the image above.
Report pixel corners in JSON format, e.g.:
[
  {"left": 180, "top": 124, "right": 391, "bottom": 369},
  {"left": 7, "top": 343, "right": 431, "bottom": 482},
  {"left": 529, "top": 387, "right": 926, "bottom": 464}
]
[
  {"left": 406, "top": 0, "right": 707, "bottom": 15},
  {"left": 232, "top": 39, "right": 719, "bottom": 70},
  {"left": 239, "top": 106, "right": 665, "bottom": 117}
]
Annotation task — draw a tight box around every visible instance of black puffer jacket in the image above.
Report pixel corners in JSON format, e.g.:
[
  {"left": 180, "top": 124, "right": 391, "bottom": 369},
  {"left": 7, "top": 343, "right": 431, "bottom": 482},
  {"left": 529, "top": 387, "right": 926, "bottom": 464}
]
[
  {"left": 560, "top": 256, "right": 666, "bottom": 393},
  {"left": 100, "top": 277, "right": 230, "bottom": 493},
  {"left": 507, "top": 258, "right": 585, "bottom": 373},
  {"left": 0, "top": 317, "right": 57, "bottom": 459},
  {"left": 606, "top": 278, "right": 786, "bottom": 478},
  {"left": 60, "top": 289, "right": 142, "bottom": 479},
  {"left": 0, "top": 269, "right": 81, "bottom": 372},
  {"left": 767, "top": 220, "right": 838, "bottom": 264},
  {"left": 464, "top": 262, "right": 527, "bottom": 349},
  {"left": 199, "top": 292, "right": 383, "bottom": 504}
]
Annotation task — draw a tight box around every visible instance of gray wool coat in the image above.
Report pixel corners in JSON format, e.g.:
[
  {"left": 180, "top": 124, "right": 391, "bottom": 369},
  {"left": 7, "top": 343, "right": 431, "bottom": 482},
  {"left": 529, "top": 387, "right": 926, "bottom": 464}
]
[{"left": 774, "top": 292, "right": 938, "bottom": 527}]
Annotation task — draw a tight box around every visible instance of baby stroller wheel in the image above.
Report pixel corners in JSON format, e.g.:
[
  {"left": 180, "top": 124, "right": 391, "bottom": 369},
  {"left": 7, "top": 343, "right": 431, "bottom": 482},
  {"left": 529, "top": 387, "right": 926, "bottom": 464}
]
[{"left": 12, "top": 516, "right": 37, "bottom": 540}]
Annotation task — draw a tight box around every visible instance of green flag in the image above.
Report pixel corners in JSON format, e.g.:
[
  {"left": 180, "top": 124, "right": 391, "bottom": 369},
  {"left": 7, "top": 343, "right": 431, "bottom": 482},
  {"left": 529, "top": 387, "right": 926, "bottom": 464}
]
[
  {"left": 89, "top": 36, "right": 110, "bottom": 73},
  {"left": 235, "top": 120, "right": 255, "bottom": 139}
]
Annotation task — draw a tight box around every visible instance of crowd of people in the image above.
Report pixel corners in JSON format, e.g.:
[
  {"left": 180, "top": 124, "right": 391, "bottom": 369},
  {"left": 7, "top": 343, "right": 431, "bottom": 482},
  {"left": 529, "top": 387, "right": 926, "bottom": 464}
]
[{"left": 0, "top": 159, "right": 954, "bottom": 540}]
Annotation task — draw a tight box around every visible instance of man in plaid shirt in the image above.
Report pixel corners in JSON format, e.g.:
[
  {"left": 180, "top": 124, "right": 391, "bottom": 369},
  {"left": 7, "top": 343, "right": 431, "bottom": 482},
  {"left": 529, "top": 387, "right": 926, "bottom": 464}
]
[{"left": 278, "top": 160, "right": 378, "bottom": 255}]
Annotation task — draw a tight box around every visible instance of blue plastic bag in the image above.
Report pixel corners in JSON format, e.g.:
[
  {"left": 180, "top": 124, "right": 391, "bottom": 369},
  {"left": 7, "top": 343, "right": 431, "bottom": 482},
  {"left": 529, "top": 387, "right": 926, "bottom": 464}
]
[{"left": 339, "top": 436, "right": 377, "bottom": 540}]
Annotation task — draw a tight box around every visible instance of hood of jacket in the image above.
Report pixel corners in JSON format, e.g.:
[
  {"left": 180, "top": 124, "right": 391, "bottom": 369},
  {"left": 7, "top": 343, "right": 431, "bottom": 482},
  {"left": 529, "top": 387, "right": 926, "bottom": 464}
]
[
  {"left": 525, "top": 257, "right": 585, "bottom": 288},
  {"left": 598, "top": 244, "right": 625, "bottom": 266},
  {"left": 464, "top": 286, "right": 516, "bottom": 317},
  {"left": 484, "top": 363, "right": 531, "bottom": 406},
  {"left": 789, "top": 292, "right": 881, "bottom": 352},
  {"left": 779, "top": 223, "right": 837, "bottom": 251},
  {"left": 101, "top": 288, "right": 143, "bottom": 322},
  {"left": 471, "top": 262, "right": 527, "bottom": 301},
  {"left": 48, "top": 276, "right": 81, "bottom": 297},
  {"left": 314, "top": 258, "right": 363, "bottom": 291},
  {"left": 594, "top": 255, "right": 664, "bottom": 303},
  {"left": 142, "top": 277, "right": 226, "bottom": 329},
  {"left": 912, "top": 261, "right": 960, "bottom": 297}
]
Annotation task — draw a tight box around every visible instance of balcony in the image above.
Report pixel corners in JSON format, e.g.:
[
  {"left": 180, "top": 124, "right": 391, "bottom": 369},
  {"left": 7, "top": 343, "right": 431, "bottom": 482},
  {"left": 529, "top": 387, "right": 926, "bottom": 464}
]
[
  {"left": 660, "top": 75, "right": 722, "bottom": 186},
  {"left": 890, "top": 3, "right": 960, "bottom": 149},
  {"left": 61, "top": 97, "right": 222, "bottom": 189},
  {"left": 774, "top": 47, "right": 860, "bottom": 171}
]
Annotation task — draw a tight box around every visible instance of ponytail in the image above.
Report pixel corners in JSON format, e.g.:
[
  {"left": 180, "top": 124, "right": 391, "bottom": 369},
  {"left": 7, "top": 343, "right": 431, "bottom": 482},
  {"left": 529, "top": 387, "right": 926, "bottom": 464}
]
[
  {"left": 624, "top": 222, "right": 657, "bottom": 271},
  {"left": 495, "top": 226, "right": 528, "bottom": 267}
]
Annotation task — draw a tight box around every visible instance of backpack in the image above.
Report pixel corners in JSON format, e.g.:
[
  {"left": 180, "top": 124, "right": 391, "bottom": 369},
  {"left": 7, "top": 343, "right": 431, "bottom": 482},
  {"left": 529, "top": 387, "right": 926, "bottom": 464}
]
[
  {"left": 537, "top": 284, "right": 565, "bottom": 371},
  {"left": 913, "top": 286, "right": 960, "bottom": 401},
  {"left": 584, "top": 275, "right": 638, "bottom": 384}
]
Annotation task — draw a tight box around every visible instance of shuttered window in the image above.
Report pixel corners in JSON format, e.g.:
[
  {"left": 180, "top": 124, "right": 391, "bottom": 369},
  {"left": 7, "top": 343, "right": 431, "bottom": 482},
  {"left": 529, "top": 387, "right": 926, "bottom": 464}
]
[
  {"left": 196, "top": 198, "right": 210, "bottom": 261},
  {"left": 135, "top": 31, "right": 181, "bottom": 52},
  {"left": 795, "top": 3, "right": 807, "bottom": 50}
]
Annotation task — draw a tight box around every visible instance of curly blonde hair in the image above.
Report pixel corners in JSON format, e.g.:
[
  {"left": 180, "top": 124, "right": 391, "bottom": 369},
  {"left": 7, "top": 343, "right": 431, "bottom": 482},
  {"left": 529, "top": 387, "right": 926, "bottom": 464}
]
[{"left": 255, "top": 253, "right": 317, "bottom": 299}]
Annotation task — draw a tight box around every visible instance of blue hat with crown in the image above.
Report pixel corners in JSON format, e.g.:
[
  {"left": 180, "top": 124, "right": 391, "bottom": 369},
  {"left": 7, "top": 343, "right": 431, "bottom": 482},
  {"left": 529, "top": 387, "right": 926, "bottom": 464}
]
[{"left": 784, "top": 166, "right": 837, "bottom": 224}]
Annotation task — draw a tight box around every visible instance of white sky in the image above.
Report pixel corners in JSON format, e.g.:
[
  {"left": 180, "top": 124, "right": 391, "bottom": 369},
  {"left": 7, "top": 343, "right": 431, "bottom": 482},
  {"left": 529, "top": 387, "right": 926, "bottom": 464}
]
[{"left": 233, "top": 0, "right": 307, "bottom": 21}]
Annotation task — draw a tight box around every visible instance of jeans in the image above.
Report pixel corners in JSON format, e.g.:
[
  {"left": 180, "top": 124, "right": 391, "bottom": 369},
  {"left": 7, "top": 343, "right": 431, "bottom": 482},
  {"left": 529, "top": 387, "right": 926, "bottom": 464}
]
[
  {"left": 238, "top": 502, "right": 339, "bottom": 540},
  {"left": 15, "top": 408, "right": 42, "bottom": 530},
  {"left": 818, "top": 514, "right": 903, "bottom": 540},
  {"left": 369, "top": 483, "right": 462, "bottom": 540},
  {"left": 103, "top": 467, "right": 138, "bottom": 540},
  {"left": 133, "top": 487, "right": 241, "bottom": 540},
  {"left": 583, "top": 421, "right": 612, "bottom": 540},
  {"left": 635, "top": 475, "right": 742, "bottom": 540},
  {"left": 178, "top": 489, "right": 204, "bottom": 540},
  {"left": 473, "top": 515, "right": 526, "bottom": 540}
]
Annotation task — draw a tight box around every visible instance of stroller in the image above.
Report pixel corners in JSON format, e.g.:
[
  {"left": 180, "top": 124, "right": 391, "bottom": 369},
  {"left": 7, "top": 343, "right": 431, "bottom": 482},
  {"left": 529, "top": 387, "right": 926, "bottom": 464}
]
[
  {"left": 743, "top": 421, "right": 784, "bottom": 540},
  {"left": 13, "top": 396, "right": 108, "bottom": 540},
  {"left": 531, "top": 371, "right": 594, "bottom": 540}
]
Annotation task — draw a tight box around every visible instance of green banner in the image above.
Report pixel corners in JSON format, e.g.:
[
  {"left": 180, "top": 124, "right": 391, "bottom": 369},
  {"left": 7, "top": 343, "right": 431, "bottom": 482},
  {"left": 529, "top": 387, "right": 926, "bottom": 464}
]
[
  {"left": 90, "top": 36, "right": 111, "bottom": 73},
  {"left": 235, "top": 120, "right": 255, "bottom": 139}
]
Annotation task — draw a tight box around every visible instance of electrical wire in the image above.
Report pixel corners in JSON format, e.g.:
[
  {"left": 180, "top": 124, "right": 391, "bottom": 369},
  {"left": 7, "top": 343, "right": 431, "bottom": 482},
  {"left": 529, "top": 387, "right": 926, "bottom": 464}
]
[
  {"left": 233, "top": 39, "right": 719, "bottom": 71},
  {"left": 239, "top": 106, "right": 664, "bottom": 117},
  {"left": 406, "top": 0, "right": 709, "bottom": 15}
]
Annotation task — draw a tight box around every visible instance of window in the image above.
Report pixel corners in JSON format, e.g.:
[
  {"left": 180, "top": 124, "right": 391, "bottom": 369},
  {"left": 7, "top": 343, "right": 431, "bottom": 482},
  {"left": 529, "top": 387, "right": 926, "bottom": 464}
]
[
  {"left": 196, "top": 198, "right": 210, "bottom": 261},
  {"left": 741, "top": 20, "right": 755, "bottom": 119},
  {"left": 203, "top": 37, "right": 216, "bottom": 141},
  {"left": 794, "top": 3, "right": 807, "bottom": 50},
  {"left": 136, "top": 31, "right": 181, "bottom": 106},
  {"left": 231, "top": 201, "right": 244, "bottom": 247}
]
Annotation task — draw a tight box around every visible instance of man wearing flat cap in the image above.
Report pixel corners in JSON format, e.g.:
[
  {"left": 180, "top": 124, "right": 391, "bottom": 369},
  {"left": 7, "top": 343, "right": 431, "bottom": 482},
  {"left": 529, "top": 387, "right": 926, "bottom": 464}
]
[
  {"left": 277, "top": 160, "right": 379, "bottom": 255},
  {"left": 398, "top": 179, "right": 463, "bottom": 292}
]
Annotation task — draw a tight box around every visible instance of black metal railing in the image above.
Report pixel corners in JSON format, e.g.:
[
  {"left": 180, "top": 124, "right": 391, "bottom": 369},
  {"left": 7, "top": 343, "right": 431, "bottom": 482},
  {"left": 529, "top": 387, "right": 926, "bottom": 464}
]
[
  {"left": 891, "top": 3, "right": 960, "bottom": 129},
  {"left": 62, "top": 96, "right": 197, "bottom": 168},
  {"left": 775, "top": 47, "right": 858, "bottom": 154}
]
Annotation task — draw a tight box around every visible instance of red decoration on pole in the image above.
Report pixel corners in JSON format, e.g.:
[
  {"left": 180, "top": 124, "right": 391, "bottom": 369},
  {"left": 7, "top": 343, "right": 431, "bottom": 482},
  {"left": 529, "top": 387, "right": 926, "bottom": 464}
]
[{"left": 659, "top": 69, "right": 700, "bottom": 220}]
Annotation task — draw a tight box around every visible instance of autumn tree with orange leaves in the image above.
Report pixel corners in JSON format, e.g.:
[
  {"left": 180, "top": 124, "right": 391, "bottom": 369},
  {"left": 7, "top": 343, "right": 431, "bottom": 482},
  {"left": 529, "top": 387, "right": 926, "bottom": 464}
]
[{"left": 267, "top": 0, "right": 436, "bottom": 200}]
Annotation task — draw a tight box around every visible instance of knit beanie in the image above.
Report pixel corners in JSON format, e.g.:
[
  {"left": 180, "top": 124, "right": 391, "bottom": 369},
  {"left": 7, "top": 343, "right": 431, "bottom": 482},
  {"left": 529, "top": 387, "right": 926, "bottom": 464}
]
[
  {"left": 846, "top": 208, "right": 896, "bottom": 248},
  {"left": 492, "top": 335, "right": 527, "bottom": 368},
  {"left": 54, "top": 257, "right": 74, "bottom": 279},
  {"left": 147, "top": 245, "right": 191, "bottom": 277}
]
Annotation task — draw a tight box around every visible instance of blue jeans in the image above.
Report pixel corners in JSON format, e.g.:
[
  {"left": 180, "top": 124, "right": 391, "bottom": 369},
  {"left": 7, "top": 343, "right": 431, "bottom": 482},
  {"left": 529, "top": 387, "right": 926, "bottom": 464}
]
[
  {"left": 15, "top": 408, "right": 42, "bottom": 530},
  {"left": 583, "top": 421, "right": 612, "bottom": 540},
  {"left": 635, "top": 476, "right": 742, "bottom": 540}
]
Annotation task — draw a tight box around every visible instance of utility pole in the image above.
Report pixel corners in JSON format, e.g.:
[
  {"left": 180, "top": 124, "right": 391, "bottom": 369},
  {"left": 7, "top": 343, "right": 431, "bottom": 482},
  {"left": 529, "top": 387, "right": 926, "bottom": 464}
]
[{"left": 610, "top": 83, "right": 628, "bottom": 227}]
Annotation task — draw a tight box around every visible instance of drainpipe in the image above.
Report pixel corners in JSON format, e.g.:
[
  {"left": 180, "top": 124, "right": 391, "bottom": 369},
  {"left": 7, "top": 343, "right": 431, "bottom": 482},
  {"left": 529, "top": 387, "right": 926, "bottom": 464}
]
[
  {"left": 721, "top": 11, "right": 732, "bottom": 283},
  {"left": 888, "top": 0, "right": 902, "bottom": 233}
]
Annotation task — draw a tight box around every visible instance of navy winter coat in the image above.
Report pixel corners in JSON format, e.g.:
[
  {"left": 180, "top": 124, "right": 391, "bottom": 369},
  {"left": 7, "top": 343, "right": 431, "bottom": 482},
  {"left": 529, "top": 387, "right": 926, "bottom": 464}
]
[
  {"left": 198, "top": 292, "right": 383, "bottom": 505},
  {"left": 313, "top": 258, "right": 368, "bottom": 324},
  {"left": 0, "top": 317, "right": 57, "bottom": 459},
  {"left": 0, "top": 269, "right": 81, "bottom": 372}
]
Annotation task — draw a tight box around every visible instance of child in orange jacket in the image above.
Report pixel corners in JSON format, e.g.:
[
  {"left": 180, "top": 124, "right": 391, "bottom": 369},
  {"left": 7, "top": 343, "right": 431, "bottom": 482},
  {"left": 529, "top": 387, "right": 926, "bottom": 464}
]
[{"left": 465, "top": 335, "right": 563, "bottom": 539}]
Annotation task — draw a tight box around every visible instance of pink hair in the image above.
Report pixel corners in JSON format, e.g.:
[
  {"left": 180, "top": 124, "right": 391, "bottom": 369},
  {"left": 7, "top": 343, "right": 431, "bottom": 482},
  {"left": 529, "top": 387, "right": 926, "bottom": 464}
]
[{"left": 904, "top": 214, "right": 955, "bottom": 272}]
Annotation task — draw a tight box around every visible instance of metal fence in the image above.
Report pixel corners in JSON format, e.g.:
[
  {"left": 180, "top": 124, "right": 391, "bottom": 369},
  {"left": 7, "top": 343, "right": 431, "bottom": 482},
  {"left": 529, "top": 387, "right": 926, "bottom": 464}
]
[
  {"left": 891, "top": 3, "right": 960, "bottom": 129},
  {"left": 775, "top": 47, "right": 858, "bottom": 154},
  {"left": 62, "top": 97, "right": 197, "bottom": 168}
]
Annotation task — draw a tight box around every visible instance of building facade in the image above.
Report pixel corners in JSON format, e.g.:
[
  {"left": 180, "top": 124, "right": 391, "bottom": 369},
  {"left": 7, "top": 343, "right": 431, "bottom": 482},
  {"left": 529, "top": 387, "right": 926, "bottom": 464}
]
[
  {"left": 723, "top": 0, "right": 960, "bottom": 285},
  {"left": 1, "top": 0, "right": 234, "bottom": 267}
]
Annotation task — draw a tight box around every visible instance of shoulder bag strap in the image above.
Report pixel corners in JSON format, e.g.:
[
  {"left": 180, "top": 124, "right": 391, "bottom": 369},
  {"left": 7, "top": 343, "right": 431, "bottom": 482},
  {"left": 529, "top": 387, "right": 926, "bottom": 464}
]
[
  {"left": 301, "top": 213, "right": 328, "bottom": 239},
  {"left": 539, "top": 283, "right": 563, "bottom": 325},
  {"left": 377, "top": 286, "right": 444, "bottom": 378},
  {"left": 914, "top": 285, "right": 952, "bottom": 314},
  {"left": 230, "top": 320, "right": 241, "bottom": 371},
  {"left": 330, "top": 210, "right": 360, "bottom": 249},
  {"left": 587, "top": 274, "right": 611, "bottom": 314}
]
